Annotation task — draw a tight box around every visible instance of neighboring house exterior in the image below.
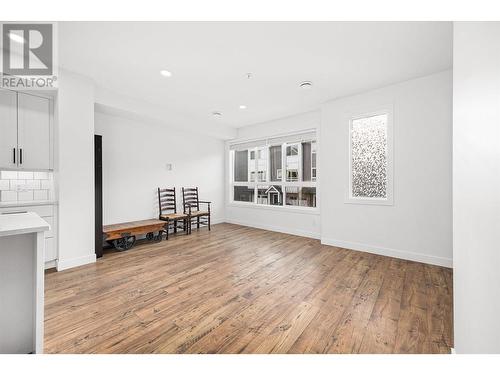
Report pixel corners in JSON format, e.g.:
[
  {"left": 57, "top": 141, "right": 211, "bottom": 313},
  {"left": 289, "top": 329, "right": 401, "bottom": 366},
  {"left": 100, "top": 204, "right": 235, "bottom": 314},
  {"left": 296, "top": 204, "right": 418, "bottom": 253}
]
[{"left": 257, "top": 185, "right": 282, "bottom": 205}]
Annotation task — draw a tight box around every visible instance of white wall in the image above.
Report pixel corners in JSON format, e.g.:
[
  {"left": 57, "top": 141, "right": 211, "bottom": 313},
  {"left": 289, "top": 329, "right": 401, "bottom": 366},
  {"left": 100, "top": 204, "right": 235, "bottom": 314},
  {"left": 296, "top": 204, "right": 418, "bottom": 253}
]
[
  {"left": 453, "top": 22, "right": 500, "bottom": 354},
  {"left": 225, "top": 111, "right": 321, "bottom": 239},
  {"left": 236, "top": 111, "right": 320, "bottom": 140},
  {"left": 95, "top": 111, "right": 225, "bottom": 226},
  {"left": 320, "top": 70, "right": 453, "bottom": 267},
  {"left": 56, "top": 69, "right": 96, "bottom": 270}
]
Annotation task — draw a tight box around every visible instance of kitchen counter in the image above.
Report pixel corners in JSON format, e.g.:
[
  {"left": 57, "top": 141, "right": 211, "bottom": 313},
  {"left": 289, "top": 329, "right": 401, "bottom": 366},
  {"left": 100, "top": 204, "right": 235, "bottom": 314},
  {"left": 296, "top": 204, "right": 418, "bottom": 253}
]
[
  {"left": 0, "top": 212, "right": 49, "bottom": 354},
  {"left": 0, "top": 211, "right": 50, "bottom": 236},
  {"left": 0, "top": 203, "right": 59, "bottom": 269}
]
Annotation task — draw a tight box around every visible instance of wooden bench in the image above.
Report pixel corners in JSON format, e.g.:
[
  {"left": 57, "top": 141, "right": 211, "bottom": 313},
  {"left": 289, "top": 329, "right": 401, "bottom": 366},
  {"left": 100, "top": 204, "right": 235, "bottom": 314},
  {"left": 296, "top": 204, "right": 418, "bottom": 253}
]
[{"left": 103, "top": 219, "right": 167, "bottom": 251}]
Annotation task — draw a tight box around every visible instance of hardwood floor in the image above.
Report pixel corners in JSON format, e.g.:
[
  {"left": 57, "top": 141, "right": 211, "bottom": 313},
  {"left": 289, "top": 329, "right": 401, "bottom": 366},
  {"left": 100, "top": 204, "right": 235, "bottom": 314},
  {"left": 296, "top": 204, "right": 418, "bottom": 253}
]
[{"left": 44, "top": 223, "right": 453, "bottom": 354}]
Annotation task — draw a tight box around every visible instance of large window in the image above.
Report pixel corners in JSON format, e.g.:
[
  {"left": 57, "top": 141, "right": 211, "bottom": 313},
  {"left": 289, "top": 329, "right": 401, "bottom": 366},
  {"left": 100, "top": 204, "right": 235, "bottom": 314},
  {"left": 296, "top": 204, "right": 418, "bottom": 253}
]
[
  {"left": 348, "top": 111, "right": 393, "bottom": 204},
  {"left": 230, "top": 132, "right": 317, "bottom": 209}
]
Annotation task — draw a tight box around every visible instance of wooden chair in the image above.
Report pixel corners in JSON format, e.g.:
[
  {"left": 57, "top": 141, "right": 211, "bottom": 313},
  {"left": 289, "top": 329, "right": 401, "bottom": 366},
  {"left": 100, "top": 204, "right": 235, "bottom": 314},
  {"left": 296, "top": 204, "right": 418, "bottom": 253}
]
[
  {"left": 157, "top": 188, "right": 189, "bottom": 239},
  {"left": 182, "top": 187, "right": 211, "bottom": 233}
]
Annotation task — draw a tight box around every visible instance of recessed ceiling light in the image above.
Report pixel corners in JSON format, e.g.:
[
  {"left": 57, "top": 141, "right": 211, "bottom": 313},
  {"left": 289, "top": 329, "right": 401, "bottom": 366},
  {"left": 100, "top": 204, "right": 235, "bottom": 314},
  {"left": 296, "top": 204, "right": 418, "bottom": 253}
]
[
  {"left": 299, "top": 81, "right": 313, "bottom": 89},
  {"left": 160, "top": 70, "right": 172, "bottom": 77},
  {"left": 239, "top": 105, "right": 247, "bottom": 109},
  {"left": 9, "top": 32, "right": 24, "bottom": 44},
  {"left": 212, "top": 111, "right": 222, "bottom": 117}
]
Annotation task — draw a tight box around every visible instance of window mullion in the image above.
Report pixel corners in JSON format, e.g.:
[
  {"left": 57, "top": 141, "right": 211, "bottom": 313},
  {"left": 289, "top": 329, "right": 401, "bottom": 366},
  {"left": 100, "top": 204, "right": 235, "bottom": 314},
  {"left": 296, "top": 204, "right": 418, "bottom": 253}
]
[
  {"left": 298, "top": 142, "right": 303, "bottom": 183},
  {"left": 266, "top": 145, "right": 270, "bottom": 183},
  {"left": 254, "top": 148, "right": 258, "bottom": 203},
  {"left": 282, "top": 143, "right": 286, "bottom": 205}
]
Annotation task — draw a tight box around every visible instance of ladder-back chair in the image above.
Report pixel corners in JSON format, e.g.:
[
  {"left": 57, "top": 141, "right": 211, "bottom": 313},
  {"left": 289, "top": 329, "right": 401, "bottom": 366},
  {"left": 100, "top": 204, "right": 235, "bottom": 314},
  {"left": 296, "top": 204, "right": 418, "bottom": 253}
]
[
  {"left": 158, "top": 187, "right": 190, "bottom": 239},
  {"left": 182, "top": 187, "right": 211, "bottom": 233}
]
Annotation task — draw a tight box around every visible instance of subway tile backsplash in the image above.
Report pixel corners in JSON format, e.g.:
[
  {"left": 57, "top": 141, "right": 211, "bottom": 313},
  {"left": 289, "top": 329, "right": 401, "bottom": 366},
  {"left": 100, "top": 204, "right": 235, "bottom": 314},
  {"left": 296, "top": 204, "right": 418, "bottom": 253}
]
[
  {"left": 18, "top": 171, "right": 34, "bottom": 180},
  {"left": 0, "top": 171, "right": 54, "bottom": 203},
  {"left": 0, "top": 171, "right": 18, "bottom": 180},
  {"left": 1, "top": 190, "right": 17, "bottom": 202}
]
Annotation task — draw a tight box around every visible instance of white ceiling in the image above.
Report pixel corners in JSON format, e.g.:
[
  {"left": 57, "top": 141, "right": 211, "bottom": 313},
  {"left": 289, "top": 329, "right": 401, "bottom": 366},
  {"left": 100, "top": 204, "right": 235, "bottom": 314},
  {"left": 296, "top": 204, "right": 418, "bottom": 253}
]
[{"left": 59, "top": 22, "right": 452, "bottom": 130}]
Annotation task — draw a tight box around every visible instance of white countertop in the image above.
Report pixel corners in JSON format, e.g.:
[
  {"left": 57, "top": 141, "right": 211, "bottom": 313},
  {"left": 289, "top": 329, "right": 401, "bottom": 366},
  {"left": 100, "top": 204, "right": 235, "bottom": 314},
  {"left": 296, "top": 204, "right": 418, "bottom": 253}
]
[
  {"left": 0, "top": 200, "right": 58, "bottom": 208},
  {"left": 0, "top": 212, "right": 50, "bottom": 237}
]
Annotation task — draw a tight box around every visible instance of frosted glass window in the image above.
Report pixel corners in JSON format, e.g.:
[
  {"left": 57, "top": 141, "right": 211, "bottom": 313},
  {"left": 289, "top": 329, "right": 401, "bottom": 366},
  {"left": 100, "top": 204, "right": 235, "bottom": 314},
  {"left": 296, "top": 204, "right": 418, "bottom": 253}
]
[{"left": 351, "top": 114, "right": 387, "bottom": 198}]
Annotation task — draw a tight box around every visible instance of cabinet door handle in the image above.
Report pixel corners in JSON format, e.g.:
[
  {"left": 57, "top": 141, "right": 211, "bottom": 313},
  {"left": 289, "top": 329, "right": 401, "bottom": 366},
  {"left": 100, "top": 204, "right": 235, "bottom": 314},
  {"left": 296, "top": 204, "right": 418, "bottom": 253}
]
[
  {"left": 19, "top": 148, "right": 23, "bottom": 164},
  {"left": 13, "top": 148, "right": 16, "bottom": 164}
]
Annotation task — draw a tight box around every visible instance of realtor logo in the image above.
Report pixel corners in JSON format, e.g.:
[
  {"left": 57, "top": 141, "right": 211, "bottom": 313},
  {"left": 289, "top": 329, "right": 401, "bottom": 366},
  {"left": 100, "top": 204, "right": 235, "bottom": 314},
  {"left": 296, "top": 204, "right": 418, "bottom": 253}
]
[{"left": 1, "top": 22, "right": 57, "bottom": 89}]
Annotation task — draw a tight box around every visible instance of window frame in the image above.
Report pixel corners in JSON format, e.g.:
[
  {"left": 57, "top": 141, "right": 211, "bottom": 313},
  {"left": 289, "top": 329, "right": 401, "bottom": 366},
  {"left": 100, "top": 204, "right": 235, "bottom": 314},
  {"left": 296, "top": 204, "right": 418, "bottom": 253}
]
[
  {"left": 346, "top": 107, "right": 394, "bottom": 206},
  {"left": 311, "top": 141, "right": 317, "bottom": 182},
  {"left": 229, "top": 133, "right": 318, "bottom": 212}
]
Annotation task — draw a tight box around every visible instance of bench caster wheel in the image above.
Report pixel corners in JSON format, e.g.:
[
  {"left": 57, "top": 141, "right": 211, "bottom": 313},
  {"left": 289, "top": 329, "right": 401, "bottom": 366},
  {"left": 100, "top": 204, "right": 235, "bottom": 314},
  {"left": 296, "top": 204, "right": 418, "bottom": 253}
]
[
  {"left": 113, "top": 235, "right": 136, "bottom": 251},
  {"left": 146, "top": 232, "right": 154, "bottom": 241},
  {"left": 154, "top": 231, "right": 163, "bottom": 242}
]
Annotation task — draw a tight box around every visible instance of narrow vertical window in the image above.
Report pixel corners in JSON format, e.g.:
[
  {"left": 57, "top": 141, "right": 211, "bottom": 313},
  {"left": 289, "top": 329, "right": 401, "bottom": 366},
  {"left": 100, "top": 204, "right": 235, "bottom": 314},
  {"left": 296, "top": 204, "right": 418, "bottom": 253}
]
[
  {"left": 234, "top": 150, "right": 249, "bottom": 182},
  {"left": 311, "top": 141, "right": 317, "bottom": 181},
  {"left": 348, "top": 112, "right": 392, "bottom": 204},
  {"left": 269, "top": 145, "right": 282, "bottom": 182},
  {"left": 285, "top": 144, "right": 299, "bottom": 182},
  {"left": 301, "top": 141, "right": 317, "bottom": 182},
  {"left": 256, "top": 147, "right": 268, "bottom": 182}
]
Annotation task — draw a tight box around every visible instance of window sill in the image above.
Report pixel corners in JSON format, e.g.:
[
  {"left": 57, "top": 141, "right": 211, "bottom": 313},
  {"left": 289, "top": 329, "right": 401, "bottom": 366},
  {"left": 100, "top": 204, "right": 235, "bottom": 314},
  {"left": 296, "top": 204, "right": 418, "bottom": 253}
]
[
  {"left": 344, "top": 197, "right": 394, "bottom": 206},
  {"left": 227, "top": 202, "right": 320, "bottom": 215}
]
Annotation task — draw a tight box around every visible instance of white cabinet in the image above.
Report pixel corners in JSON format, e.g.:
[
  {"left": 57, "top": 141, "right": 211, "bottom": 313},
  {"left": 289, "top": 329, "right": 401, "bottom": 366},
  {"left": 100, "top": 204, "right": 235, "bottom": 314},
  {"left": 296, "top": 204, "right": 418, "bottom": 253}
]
[
  {"left": 0, "top": 88, "right": 52, "bottom": 170},
  {"left": 18, "top": 93, "right": 51, "bottom": 170},
  {"left": 0, "top": 204, "right": 58, "bottom": 268},
  {"left": 44, "top": 237, "right": 56, "bottom": 264},
  {"left": 0, "top": 89, "right": 18, "bottom": 169}
]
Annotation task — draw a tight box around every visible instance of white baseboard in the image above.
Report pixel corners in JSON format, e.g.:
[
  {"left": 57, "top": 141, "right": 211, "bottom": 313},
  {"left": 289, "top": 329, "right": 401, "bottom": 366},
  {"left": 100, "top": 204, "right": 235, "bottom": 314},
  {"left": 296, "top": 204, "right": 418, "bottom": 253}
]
[
  {"left": 44, "top": 260, "right": 57, "bottom": 270},
  {"left": 216, "top": 220, "right": 451, "bottom": 267},
  {"left": 224, "top": 219, "right": 320, "bottom": 239},
  {"left": 211, "top": 217, "right": 225, "bottom": 225},
  {"left": 57, "top": 253, "right": 96, "bottom": 271},
  {"left": 321, "top": 237, "right": 452, "bottom": 268}
]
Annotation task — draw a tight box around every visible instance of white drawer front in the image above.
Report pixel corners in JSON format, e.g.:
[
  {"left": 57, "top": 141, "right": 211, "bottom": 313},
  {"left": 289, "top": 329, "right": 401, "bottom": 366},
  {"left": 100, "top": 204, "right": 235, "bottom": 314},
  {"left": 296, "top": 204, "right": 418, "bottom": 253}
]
[
  {"left": 44, "top": 237, "right": 56, "bottom": 263},
  {"left": 0, "top": 204, "right": 54, "bottom": 217}
]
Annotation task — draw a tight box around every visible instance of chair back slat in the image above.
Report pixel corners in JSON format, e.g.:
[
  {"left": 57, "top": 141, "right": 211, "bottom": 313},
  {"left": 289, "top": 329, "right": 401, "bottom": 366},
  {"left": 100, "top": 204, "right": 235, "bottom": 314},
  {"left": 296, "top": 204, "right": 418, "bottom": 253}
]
[
  {"left": 182, "top": 187, "right": 199, "bottom": 212},
  {"left": 158, "top": 188, "right": 177, "bottom": 216}
]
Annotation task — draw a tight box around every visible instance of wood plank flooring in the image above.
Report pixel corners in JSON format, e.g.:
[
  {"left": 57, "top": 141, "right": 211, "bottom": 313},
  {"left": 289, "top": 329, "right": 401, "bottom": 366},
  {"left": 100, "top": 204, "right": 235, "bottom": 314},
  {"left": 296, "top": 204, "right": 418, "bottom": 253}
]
[{"left": 44, "top": 223, "right": 453, "bottom": 354}]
